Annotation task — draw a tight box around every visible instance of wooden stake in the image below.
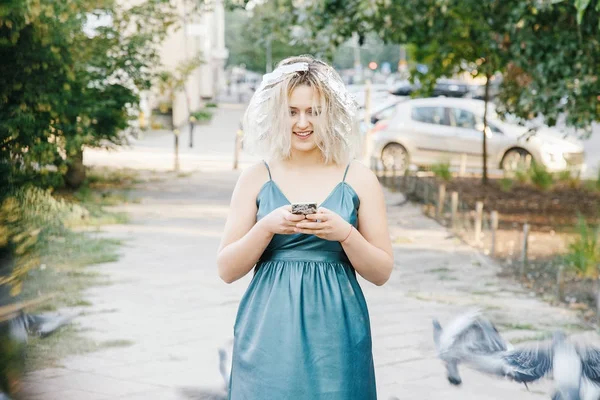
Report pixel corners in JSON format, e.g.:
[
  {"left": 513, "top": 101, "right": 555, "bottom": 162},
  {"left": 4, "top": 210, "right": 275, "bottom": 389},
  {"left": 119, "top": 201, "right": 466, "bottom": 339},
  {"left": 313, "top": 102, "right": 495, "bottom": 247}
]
[
  {"left": 490, "top": 211, "right": 499, "bottom": 256},
  {"left": 437, "top": 184, "right": 446, "bottom": 219},
  {"left": 521, "top": 223, "right": 530, "bottom": 277},
  {"left": 451, "top": 191, "right": 459, "bottom": 229},
  {"left": 475, "top": 201, "right": 484, "bottom": 244},
  {"left": 459, "top": 153, "right": 467, "bottom": 177}
]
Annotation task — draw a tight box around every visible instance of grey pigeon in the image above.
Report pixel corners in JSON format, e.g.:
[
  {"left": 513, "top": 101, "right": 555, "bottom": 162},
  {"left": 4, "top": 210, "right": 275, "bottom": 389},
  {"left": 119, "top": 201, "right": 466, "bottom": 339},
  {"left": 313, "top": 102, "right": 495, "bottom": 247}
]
[
  {"left": 433, "top": 309, "right": 600, "bottom": 400},
  {"left": 218, "top": 338, "right": 233, "bottom": 392}
]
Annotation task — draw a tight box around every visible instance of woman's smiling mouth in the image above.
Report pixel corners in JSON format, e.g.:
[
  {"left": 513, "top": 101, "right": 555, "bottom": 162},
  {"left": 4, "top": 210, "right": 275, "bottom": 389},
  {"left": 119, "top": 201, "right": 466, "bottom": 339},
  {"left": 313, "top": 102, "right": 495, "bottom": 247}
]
[{"left": 294, "top": 130, "right": 313, "bottom": 139}]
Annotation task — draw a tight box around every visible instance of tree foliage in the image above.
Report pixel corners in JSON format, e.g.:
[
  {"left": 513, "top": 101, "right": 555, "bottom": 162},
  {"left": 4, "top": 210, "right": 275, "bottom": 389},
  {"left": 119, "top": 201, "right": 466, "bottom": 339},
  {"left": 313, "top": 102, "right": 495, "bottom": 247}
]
[
  {"left": 0, "top": 0, "right": 179, "bottom": 189},
  {"left": 263, "top": 0, "right": 600, "bottom": 133},
  {"left": 497, "top": 1, "right": 600, "bottom": 133},
  {"left": 225, "top": 4, "right": 313, "bottom": 72}
]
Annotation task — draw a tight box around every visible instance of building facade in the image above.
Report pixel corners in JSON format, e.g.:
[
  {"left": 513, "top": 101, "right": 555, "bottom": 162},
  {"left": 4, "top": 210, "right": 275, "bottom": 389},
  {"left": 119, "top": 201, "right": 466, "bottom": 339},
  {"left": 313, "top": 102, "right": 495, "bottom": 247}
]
[{"left": 146, "top": 0, "right": 228, "bottom": 128}]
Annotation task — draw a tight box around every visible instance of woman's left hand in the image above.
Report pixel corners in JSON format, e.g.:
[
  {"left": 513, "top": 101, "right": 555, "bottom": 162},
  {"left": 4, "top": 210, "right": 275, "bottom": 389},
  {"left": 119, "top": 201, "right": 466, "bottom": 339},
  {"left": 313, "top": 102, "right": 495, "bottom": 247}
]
[{"left": 294, "top": 207, "right": 352, "bottom": 242}]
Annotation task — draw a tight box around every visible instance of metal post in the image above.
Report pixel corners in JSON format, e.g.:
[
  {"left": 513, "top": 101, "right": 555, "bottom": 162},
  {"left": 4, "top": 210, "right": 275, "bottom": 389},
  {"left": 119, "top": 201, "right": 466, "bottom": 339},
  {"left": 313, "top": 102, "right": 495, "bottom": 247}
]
[{"left": 174, "top": 129, "right": 180, "bottom": 172}]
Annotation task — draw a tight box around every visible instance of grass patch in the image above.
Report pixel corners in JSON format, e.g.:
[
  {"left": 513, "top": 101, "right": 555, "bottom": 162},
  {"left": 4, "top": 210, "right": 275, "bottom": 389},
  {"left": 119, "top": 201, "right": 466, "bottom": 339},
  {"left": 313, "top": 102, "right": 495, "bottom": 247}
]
[
  {"left": 429, "top": 267, "right": 451, "bottom": 273},
  {"left": 53, "top": 166, "right": 143, "bottom": 227},
  {"left": 21, "top": 230, "right": 123, "bottom": 373},
  {"left": 21, "top": 231, "right": 122, "bottom": 312},
  {"left": 24, "top": 324, "right": 134, "bottom": 371},
  {"left": 500, "top": 323, "right": 536, "bottom": 331},
  {"left": 510, "top": 332, "right": 553, "bottom": 344},
  {"left": 100, "top": 339, "right": 135, "bottom": 349},
  {"left": 470, "top": 290, "right": 494, "bottom": 295},
  {"left": 438, "top": 275, "right": 458, "bottom": 281},
  {"left": 85, "top": 167, "right": 143, "bottom": 189}
]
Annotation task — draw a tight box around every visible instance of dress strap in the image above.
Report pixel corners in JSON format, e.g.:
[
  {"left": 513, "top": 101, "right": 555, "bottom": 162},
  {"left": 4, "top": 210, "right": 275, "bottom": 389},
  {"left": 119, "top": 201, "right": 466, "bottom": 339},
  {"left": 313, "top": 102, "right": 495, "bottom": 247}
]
[
  {"left": 263, "top": 160, "right": 272, "bottom": 180},
  {"left": 342, "top": 161, "right": 352, "bottom": 182}
]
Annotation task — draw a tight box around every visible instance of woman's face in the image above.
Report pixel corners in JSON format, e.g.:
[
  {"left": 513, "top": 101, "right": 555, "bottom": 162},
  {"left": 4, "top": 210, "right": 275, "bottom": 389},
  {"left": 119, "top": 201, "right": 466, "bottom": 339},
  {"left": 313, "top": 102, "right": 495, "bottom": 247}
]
[{"left": 288, "top": 85, "right": 320, "bottom": 154}]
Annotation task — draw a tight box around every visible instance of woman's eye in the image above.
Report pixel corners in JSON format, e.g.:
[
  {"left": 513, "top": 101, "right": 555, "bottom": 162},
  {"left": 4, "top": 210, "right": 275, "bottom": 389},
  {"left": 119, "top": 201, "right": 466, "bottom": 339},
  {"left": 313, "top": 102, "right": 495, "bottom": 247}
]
[{"left": 290, "top": 110, "right": 297, "bottom": 116}]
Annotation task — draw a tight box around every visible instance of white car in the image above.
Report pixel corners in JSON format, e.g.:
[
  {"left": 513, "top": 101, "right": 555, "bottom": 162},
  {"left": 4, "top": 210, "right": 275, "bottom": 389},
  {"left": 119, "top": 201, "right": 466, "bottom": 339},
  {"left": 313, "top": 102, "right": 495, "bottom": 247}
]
[{"left": 369, "top": 97, "right": 586, "bottom": 174}]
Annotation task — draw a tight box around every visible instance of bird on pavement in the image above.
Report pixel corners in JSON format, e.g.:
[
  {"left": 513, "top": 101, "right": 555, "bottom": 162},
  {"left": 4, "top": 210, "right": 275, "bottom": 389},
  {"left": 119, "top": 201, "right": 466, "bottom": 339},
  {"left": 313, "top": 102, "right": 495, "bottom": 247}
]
[{"left": 432, "top": 309, "right": 600, "bottom": 400}]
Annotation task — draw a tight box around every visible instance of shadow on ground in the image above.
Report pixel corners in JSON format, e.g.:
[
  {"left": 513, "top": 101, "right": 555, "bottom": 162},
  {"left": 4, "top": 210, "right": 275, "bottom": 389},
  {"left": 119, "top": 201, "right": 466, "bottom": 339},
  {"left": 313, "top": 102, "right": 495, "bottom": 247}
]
[{"left": 179, "top": 387, "right": 227, "bottom": 400}]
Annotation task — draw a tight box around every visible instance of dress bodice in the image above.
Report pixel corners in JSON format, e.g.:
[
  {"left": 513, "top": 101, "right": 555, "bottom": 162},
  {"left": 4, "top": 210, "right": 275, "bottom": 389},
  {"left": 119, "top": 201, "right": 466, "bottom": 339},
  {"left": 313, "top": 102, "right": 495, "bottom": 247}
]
[{"left": 255, "top": 163, "right": 359, "bottom": 262}]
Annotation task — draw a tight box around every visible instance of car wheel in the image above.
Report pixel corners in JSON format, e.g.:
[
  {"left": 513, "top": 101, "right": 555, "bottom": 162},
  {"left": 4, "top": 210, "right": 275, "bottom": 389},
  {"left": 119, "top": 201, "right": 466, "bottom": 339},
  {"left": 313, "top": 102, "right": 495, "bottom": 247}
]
[
  {"left": 501, "top": 148, "right": 533, "bottom": 172},
  {"left": 381, "top": 143, "right": 409, "bottom": 172}
]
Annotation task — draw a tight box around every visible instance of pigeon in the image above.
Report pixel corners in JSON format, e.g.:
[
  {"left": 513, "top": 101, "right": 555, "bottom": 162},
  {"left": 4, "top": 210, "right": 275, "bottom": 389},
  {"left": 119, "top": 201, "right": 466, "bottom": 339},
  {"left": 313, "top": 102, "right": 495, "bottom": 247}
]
[
  {"left": 433, "top": 309, "right": 600, "bottom": 400},
  {"left": 218, "top": 338, "right": 234, "bottom": 392}
]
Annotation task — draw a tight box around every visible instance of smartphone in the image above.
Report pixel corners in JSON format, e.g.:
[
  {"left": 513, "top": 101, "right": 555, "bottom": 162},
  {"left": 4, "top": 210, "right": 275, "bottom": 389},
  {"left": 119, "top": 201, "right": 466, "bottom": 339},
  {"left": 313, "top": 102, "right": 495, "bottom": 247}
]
[{"left": 291, "top": 202, "right": 318, "bottom": 215}]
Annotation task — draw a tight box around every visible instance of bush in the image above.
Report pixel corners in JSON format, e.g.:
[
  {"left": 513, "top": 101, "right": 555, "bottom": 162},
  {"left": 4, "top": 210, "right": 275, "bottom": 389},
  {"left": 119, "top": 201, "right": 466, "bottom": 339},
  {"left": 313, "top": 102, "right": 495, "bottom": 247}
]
[
  {"left": 513, "top": 166, "right": 529, "bottom": 184},
  {"left": 556, "top": 169, "right": 580, "bottom": 189},
  {"left": 529, "top": 162, "right": 553, "bottom": 190},
  {"left": 0, "top": 187, "right": 88, "bottom": 294},
  {"left": 499, "top": 177, "right": 514, "bottom": 192},
  {"left": 557, "top": 169, "right": 572, "bottom": 182},
  {"left": 205, "top": 102, "right": 218, "bottom": 108},
  {"left": 563, "top": 215, "right": 600, "bottom": 279},
  {"left": 190, "top": 109, "right": 213, "bottom": 123},
  {"left": 431, "top": 161, "right": 452, "bottom": 182}
]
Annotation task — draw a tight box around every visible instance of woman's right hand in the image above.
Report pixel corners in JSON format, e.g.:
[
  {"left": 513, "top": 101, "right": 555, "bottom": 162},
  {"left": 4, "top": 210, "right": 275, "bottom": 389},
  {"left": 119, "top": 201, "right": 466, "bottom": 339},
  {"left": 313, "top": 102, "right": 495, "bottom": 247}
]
[{"left": 258, "top": 205, "right": 306, "bottom": 235}]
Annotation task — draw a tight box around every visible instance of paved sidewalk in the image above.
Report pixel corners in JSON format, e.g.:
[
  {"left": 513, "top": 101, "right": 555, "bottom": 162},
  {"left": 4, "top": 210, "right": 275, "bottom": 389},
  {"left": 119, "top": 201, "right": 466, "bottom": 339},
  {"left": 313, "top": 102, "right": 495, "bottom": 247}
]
[{"left": 18, "top": 106, "right": 597, "bottom": 399}]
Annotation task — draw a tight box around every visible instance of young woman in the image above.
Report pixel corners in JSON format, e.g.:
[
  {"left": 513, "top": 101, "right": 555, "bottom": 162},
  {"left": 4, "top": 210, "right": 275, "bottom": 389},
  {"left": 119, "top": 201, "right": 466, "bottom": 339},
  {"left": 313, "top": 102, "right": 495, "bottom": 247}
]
[{"left": 217, "top": 55, "right": 394, "bottom": 399}]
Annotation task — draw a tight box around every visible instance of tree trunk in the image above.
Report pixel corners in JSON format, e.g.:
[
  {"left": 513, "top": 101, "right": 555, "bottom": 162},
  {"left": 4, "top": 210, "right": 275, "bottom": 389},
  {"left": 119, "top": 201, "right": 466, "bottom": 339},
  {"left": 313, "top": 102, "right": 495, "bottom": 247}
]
[
  {"left": 65, "top": 148, "right": 86, "bottom": 189},
  {"left": 482, "top": 73, "right": 491, "bottom": 185}
]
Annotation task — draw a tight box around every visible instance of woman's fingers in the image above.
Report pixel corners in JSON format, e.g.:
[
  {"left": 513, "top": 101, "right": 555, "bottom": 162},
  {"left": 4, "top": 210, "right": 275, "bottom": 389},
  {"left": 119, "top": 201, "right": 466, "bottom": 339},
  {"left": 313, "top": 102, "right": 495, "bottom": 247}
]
[
  {"left": 284, "top": 212, "right": 307, "bottom": 222},
  {"left": 295, "top": 221, "right": 325, "bottom": 230},
  {"left": 305, "top": 213, "right": 328, "bottom": 221}
]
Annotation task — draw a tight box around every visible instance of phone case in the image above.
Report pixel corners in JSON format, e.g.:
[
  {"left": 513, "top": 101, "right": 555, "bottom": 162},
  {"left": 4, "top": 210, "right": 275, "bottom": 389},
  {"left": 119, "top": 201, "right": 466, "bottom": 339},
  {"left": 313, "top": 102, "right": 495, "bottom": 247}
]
[{"left": 291, "top": 202, "right": 318, "bottom": 215}]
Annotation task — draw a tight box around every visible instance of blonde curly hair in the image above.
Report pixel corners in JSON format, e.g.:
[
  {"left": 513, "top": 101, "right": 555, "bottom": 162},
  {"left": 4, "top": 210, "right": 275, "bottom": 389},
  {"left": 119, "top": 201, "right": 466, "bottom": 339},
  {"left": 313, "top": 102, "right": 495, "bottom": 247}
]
[{"left": 242, "top": 55, "right": 360, "bottom": 165}]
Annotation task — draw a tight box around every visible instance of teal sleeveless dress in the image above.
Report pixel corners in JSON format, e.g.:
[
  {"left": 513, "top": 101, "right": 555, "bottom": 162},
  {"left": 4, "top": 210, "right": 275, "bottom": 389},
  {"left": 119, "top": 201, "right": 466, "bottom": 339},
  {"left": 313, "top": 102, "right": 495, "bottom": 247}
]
[{"left": 228, "top": 161, "right": 377, "bottom": 400}]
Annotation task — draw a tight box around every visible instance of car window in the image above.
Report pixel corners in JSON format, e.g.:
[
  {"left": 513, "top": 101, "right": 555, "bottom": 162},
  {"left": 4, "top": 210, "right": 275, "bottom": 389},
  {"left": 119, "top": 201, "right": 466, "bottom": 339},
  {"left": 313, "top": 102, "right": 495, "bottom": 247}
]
[
  {"left": 375, "top": 104, "right": 399, "bottom": 121},
  {"left": 411, "top": 106, "right": 446, "bottom": 125},
  {"left": 450, "top": 108, "right": 477, "bottom": 129},
  {"left": 487, "top": 121, "right": 503, "bottom": 134}
]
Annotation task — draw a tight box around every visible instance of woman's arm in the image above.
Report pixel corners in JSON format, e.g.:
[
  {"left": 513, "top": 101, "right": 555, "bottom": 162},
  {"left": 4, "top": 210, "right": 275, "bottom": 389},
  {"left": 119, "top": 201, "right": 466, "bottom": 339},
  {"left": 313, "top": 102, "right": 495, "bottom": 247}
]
[
  {"left": 341, "top": 164, "right": 394, "bottom": 286},
  {"left": 216, "top": 163, "right": 306, "bottom": 284},
  {"left": 216, "top": 164, "right": 273, "bottom": 284}
]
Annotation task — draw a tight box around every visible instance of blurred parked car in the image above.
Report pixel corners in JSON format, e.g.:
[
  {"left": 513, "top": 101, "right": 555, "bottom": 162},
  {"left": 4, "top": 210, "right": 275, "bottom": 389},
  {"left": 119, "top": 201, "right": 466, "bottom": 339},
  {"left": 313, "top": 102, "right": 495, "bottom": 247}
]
[
  {"left": 358, "top": 96, "right": 408, "bottom": 135},
  {"left": 369, "top": 97, "right": 586, "bottom": 174},
  {"left": 389, "top": 79, "right": 470, "bottom": 98}
]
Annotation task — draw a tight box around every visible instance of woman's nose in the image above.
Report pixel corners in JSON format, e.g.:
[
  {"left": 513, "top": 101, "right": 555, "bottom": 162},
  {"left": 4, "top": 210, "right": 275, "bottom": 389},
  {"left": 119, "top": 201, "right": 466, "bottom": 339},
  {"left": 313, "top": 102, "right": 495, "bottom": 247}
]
[{"left": 297, "top": 113, "right": 309, "bottom": 128}]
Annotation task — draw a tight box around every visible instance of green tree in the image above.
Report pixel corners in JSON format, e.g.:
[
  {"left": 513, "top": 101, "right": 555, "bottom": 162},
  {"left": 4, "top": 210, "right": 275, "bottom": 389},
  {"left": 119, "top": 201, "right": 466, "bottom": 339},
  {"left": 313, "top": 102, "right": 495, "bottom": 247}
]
[
  {"left": 0, "top": 0, "right": 180, "bottom": 189},
  {"left": 225, "top": 4, "right": 313, "bottom": 73},
  {"left": 496, "top": 1, "right": 600, "bottom": 134}
]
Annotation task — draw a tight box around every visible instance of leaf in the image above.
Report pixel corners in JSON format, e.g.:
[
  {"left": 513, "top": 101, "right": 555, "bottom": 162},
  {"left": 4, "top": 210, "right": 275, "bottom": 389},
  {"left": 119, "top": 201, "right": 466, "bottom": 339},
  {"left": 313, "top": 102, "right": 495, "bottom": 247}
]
[{"left": 575, "top": 0, "right": 591, "bottom": 24}]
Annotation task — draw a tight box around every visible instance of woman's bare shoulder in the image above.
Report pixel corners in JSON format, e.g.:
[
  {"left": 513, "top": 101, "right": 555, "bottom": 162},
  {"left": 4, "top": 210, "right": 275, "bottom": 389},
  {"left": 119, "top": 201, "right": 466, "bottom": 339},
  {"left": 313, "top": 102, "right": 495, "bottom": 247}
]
[
  {"left": 345, "top": 160, "right": 380, "bottom": 195},
  {"left": 235, "top": 161, "right": 271, "bottom": 195}
]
